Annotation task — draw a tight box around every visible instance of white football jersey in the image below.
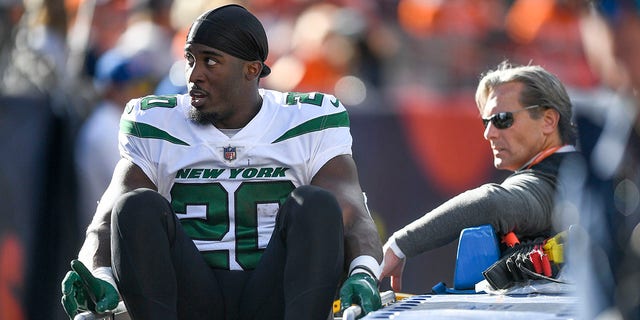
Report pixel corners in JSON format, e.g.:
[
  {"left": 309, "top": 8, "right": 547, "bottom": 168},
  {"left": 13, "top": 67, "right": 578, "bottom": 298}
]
[{"left": 118, "top": 89, "right": 352, "bottom": 270}]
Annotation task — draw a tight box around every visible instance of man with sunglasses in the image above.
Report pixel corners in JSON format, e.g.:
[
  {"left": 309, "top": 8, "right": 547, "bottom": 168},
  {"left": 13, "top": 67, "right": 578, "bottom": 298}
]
[{"left": 380, "top": 62, "right": 579, "bottom": 292}]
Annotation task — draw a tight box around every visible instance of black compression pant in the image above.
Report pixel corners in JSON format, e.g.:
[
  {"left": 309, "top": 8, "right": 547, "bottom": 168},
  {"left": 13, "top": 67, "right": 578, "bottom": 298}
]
[{"left": 110, "top": 185, "right": 344, "bottom": 320}]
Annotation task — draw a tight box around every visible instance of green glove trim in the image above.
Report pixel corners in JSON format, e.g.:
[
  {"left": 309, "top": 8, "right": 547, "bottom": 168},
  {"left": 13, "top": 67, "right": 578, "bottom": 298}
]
[{"left": 339, "top": 273, "right": 382, "bottom": 317}]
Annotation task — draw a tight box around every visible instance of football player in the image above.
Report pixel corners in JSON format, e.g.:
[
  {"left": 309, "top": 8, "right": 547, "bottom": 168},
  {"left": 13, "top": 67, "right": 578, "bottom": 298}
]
[{"left": 61, "top": 4, "right": 383, "bottom": 319}]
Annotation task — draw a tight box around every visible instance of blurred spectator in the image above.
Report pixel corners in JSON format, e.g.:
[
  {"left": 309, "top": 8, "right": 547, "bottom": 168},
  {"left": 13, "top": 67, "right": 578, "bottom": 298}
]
[
  {"left": 66, "top": 0, "right": 128, "bottom": 82},
  {"left": 115, "top": 0, "right": 175, "bottom": 81},
  {"left": 74, "top": 1, "right": 176, "bottom": 225},
  {"left": 1, "top": 0, "right": 68, "bottom": 94},
  {"left": 0, "top": 0, "right": 24, "bottom": 75},
  {"left": 153, "top": 20, "right": 188, "bottom": 95},
  {"left": 505, "top": 0, "right": 601, "bottom": 90},
  {"left": 262, "top": 2, "right": 398, "bottom": 108},
  {"left": 266, "top": 3, "right": 353, "bottom": 93},
  {"left": 558, "top": 1, "right": 640, "bottom": 320},
  {"left": 75, "top": 46, "right": 161, "bottom": 230},
  {"left": 393, "top": 0, "right": 506, "bottom": 92}
]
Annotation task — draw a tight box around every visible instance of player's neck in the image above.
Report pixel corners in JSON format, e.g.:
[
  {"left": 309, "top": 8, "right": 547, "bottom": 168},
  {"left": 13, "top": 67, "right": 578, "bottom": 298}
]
[{"left": 214, "top": 95, "right": 263, "bottom": 129}]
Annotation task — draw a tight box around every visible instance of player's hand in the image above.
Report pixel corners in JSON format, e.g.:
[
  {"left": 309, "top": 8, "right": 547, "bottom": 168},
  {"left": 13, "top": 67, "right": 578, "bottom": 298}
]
[
  {"left": 339, "top": 273, "right": 382, "bottom": 318},
  {"left": 380, "top": 246, "right": 406, "bottom": 292},
  {"left": 61, "top": 260, "right": 119, "bottom": 319}
]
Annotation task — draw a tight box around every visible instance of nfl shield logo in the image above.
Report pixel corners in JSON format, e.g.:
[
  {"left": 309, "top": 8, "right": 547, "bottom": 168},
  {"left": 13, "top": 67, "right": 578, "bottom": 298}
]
[{"left": 223, "top": 146, "right": 237, "bottom": 161}]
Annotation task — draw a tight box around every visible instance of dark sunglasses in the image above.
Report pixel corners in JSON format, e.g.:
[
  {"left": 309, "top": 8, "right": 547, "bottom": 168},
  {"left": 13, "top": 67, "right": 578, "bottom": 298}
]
[{"left": 482, "top": 105, "right": 542, "bottom": 130}]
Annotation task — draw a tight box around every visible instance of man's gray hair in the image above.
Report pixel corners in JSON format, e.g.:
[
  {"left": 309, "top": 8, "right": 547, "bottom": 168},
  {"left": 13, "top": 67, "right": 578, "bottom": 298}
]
[{"left": 475, "top": 61, "right": 577, "bottom": 145}]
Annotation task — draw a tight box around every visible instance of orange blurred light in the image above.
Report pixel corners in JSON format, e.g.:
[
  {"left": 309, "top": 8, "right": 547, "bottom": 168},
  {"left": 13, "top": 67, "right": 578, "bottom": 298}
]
[
  {"left": 505, "top": 0, "right": 556, "bottom": 44},
  {"left": 397, "top": 0, "right": 441, "bottom": 38}
]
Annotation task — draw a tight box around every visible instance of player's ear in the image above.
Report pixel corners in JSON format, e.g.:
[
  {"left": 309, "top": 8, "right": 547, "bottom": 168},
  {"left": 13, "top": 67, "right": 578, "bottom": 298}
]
[{"left": 245, "top": 61, "right": 263, "bottom": 80}]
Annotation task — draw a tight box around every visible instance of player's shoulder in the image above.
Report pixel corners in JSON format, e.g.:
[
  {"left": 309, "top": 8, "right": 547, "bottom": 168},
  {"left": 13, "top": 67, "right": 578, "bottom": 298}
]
[
  {"left": 122, "top": 93, "right": 190, "bottom": 121},
  {"left": 261, "top": 89, "right": 346, "bottom": 116}
]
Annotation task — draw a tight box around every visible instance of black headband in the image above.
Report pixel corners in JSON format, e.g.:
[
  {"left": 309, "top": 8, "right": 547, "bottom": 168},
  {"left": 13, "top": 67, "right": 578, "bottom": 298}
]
[{"left": 187, "top": 4, "right": 271, "bottom": 78}]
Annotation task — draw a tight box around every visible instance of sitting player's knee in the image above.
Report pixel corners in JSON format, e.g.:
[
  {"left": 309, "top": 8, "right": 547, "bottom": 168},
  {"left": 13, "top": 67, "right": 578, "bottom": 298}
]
[
  {"left": 112, "top": 188, "right": 168, "bottom": 224},
  {"left": 288, "top": 185, "right": 342, "bottom": 223}
]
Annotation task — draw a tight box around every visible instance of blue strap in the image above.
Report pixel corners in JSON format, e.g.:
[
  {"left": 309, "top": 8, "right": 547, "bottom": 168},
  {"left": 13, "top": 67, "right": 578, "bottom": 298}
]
[{"left": 431, "top": 282, "right": 479, "bottom": 294}]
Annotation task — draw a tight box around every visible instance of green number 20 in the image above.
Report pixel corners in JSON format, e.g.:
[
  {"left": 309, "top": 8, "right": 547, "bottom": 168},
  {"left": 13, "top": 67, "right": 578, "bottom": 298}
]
[{"left": 170, "top": 181, "right": 295, "bottom": 270}]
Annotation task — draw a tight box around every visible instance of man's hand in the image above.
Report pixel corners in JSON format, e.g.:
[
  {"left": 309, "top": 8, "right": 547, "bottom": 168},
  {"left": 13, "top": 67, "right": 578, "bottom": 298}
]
[
  {"left": 339, "top": 273, "right": 382, "bottom": 317},
  {"left": 61, "top": 260, "right": 119, "bottom": 319},
  {"left": 380, "top": 246, "right": 406, "bottom": 292}
]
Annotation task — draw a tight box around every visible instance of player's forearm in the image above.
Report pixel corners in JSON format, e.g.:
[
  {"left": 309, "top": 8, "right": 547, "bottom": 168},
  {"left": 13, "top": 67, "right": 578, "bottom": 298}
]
[
  {"left": 343, "top": 206, "right": 383, "bottom": 279},
  {"left": 78, "top": 216, "right": 112, "bottom": 269},
  {"left": 78, "top": 190, "right": 117, "bottom": 269},
  {"left": 345, "top": 221, "right": 382, "bottom": 260},
  {"left": 338, "top": 190, "right": 383, "bottom": 273}
]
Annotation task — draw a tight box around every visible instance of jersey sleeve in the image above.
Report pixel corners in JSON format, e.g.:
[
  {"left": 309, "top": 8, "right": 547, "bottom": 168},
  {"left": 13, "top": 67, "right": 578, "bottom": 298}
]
[
  {"left": 118, "top": 98, "right": 158, "bottom": 184},
  {"left": 307, "top": 94, "right": 353, "bottom": 178}
]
